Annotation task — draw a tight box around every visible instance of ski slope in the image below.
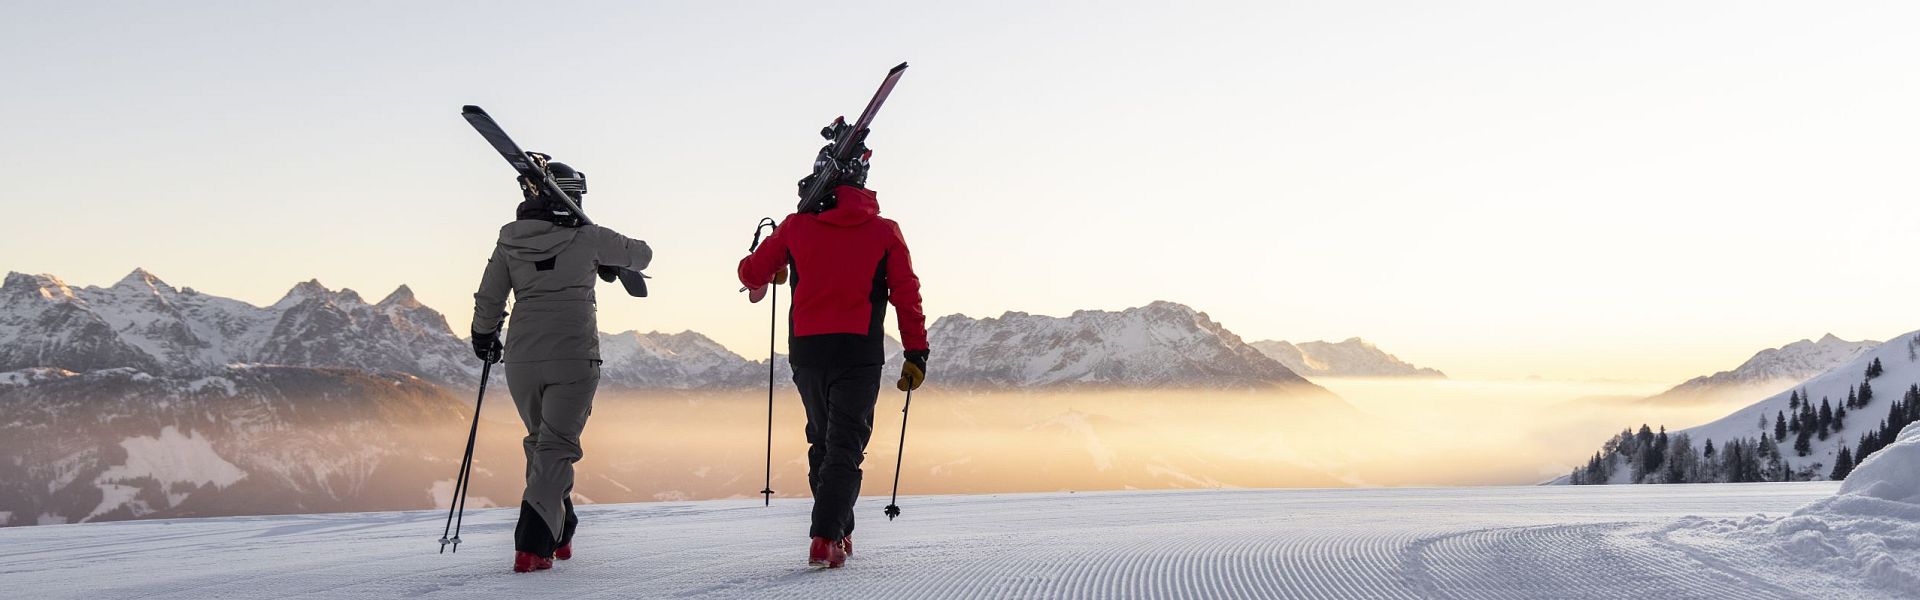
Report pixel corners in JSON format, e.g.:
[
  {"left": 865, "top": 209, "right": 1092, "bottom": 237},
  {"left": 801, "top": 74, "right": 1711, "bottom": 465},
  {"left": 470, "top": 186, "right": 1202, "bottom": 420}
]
[{"left": 5, "top": 482, "right": 1913, "bottom": 599}]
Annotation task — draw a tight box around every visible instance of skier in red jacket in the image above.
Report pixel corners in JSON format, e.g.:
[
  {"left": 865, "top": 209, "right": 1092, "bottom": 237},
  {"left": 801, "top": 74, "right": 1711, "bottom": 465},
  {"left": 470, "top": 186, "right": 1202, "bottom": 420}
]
[{"left": 738, "top": 164, "right": 928, "bottom": 569}]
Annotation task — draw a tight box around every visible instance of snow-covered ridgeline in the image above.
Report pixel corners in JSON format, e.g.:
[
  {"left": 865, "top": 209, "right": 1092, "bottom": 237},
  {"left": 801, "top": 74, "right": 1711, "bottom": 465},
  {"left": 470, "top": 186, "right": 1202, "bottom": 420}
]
[
  {"left": 928, "top": 301, "right": 1324, "bottom": 391},
  {"left": 1249, "top": 338, "right": 1445, "bottom": 379},
  {"left": 3, "top": 271, "right": 1322, "bottom": 390},
  {"left": 1645, "top": 334, "right": 1879, "bottom": 404}
]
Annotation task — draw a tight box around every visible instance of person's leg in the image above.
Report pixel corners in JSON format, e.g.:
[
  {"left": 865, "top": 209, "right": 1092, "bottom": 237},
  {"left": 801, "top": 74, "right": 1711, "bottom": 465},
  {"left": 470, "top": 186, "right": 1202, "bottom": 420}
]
[
  {"left": 811, "top": 364, "right": 882, "bottom": 540},
  {"left": 522, "top": 359, "right": 598, "bottom": 555},
  {"left": 505, "top": 362, "right": 552, "bottom": 556},
  {"left": 794, "top": 366, "right": 832, "bottom": 512}
]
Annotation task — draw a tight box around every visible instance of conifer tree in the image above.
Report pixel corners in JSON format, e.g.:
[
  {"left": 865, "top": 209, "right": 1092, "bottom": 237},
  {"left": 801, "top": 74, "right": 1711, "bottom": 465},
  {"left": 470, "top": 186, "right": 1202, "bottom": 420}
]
[
  {"left": 1774, "top": 411, "right": 1788, "bottom": 439},
  {"left": 1830, "top": 443, "right": 1855, "bottom": 480},
  {"left": 1790, "top": 389, "right": 1801, "bottom": 410},
  {"left": 1819, "top": 399, "right": 1834, "bottom": 439},
  {"left": 1860, "top": 380, "right": 1874, "bottom": 406},
  {"left": 1835, "top": 403, "right": 1848, "bottom": 430},
  {"left": 1848, "top": 386, "right": 1858, "bottom": 409}
]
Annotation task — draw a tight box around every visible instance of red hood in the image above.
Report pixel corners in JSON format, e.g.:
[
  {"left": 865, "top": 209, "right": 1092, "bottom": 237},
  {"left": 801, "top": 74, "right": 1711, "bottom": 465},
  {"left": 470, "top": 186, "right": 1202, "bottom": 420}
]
[{"left": 817, "top": 186, "right": 880, "bottom": 226}]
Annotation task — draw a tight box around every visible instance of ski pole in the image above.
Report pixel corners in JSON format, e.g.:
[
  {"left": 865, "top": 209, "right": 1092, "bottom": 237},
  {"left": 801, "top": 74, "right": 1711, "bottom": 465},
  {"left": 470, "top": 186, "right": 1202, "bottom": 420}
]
[
  {"left": 439, "top": 359, "right": 493, "bottom": 554},
  {"left": 746, "top": 217, "right": 779, "bottom": 506},
  {"left": 760, "top": 278, "right": 777, "bottom": 506},
  {"left": 883, "top": 388, "right": 913, "bottom": 521}
]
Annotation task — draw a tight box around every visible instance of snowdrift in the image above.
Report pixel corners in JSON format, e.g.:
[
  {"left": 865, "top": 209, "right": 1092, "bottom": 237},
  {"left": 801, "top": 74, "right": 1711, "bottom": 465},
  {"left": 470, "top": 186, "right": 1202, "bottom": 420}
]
[
  {"left": 1773, "top": 421, "right": 1920, "bottom": 590},
  {"left": 1671, "top": 421, "right": 1920, "bottom": 596}
]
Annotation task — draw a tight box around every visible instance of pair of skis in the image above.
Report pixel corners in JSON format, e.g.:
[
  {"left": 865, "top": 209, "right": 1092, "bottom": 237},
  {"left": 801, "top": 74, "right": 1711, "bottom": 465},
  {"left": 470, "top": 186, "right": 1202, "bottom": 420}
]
[{"left": 462, "top": 106, "right": 650, "bottom": 297}]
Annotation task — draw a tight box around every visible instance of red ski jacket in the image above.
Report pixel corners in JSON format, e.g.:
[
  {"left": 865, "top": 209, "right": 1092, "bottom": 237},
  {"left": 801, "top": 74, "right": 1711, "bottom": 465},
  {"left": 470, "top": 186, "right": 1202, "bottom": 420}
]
[{"left": 738, "top": 186, "right": 928, "bottom": 366}]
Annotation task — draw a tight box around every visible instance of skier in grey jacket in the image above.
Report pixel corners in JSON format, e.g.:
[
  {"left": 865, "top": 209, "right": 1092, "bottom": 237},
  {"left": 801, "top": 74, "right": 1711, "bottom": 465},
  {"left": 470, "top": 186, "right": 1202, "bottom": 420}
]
[{"left": 470, "top": 161, "right": 652, "bottom": 573}]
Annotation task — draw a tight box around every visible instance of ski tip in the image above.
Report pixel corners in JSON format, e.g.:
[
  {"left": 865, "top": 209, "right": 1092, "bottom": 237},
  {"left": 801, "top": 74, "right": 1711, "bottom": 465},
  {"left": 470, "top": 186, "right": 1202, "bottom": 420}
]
[
  {"left": 461, "top": 105, "right": 487, "bottom": 116},
  {"left": 890, "top": 62, "right": 908, "bottom": 74}
]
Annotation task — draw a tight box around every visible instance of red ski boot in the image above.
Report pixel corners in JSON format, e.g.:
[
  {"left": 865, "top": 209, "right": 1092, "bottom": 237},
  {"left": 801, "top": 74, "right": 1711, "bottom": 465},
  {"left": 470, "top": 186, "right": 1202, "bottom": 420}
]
[
  {"left": 839, "top": 536, "right": 853, "bottom": 557},
  {"left": 808, "top": 536, "right": 847, "bottom": 568},
  {"left": 555, "top": 542, "right": 572, "bottom": 561},
  {"left": 513, "top": 551, "right": 554, "bottom": 573}
]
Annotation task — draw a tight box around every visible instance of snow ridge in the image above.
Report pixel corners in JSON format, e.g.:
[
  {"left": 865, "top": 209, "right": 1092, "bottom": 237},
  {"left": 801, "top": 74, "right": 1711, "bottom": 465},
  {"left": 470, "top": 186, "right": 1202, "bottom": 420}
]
[
  {"left": 1250, "top": 338, "right": 1445, "bottom": 379},
  {"left": 1647, "top": 334, "right": 1879, "bottom": 404}
]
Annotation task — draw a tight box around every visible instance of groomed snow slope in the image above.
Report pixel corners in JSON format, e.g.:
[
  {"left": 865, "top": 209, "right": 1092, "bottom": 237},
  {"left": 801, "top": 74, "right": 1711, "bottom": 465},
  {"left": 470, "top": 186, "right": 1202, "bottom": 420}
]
[{"left": 4, "top": 483, "right": 1904, "bottom": 599}]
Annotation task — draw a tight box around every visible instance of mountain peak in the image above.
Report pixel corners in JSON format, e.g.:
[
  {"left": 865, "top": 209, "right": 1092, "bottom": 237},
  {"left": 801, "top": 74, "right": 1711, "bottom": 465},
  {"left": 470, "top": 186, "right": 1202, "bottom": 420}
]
[
  {"left": 273, "top": 279, "right": 333, "bottom": 308},
  {"left": 113, "top": 268, "right": 175, "bottom": 294},
  {"left": 2, "top": 272, "right": 79, "bottom": 301},
  {"left": 376, "top": 285, "right": 419, "bottom": 308},
  {"left": 1818, "top": 333, "right": 1845, "bottom": 344}
]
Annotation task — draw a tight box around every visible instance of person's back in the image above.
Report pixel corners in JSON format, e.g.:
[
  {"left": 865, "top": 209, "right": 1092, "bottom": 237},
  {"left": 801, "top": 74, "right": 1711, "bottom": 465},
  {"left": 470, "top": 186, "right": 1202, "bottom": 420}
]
[
  {"left": 475, "top": 220, "right": 651, "bottom": 361},
  {"left": 470, "top": 160, "right": 650, "bottom": 573}
]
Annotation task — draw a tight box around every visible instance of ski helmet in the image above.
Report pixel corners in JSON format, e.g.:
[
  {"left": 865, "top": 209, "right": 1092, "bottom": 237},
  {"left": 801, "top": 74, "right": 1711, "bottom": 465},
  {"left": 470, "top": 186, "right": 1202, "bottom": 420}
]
[
  {"left": 795, "top": 120, "right": 871, "bottom": 213},
  {"left": 516, "top": 157, "right": 588, "bottom": 226}
]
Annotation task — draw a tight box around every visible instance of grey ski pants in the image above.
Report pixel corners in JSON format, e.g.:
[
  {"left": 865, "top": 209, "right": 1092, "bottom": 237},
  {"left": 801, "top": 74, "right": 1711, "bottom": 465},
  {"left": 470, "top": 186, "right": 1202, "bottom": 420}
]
[{"left": 506, "top": 359, "right": 599, "bottom": 544}]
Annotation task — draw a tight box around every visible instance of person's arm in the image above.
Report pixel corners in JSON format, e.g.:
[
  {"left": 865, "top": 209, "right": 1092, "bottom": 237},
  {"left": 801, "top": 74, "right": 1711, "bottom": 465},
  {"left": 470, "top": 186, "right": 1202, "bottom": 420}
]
[
  {"left": 471, "top": 245, "right": 510, "bottom": 336},
  {"left": 737, "top": 216, "right": 795, "bottom": 289},
  {"left": 884, "top": 220, "right": 928, "bottom": 352},
  {"left": 590, "top": 225, "right": 653, "bottom": 270}
]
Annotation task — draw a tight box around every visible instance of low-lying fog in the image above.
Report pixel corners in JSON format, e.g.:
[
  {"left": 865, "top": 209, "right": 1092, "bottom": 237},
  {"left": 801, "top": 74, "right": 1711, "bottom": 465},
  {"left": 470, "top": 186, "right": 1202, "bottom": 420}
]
[{"left": 458, "top": 378, "right": 1744, "bottom": 506}]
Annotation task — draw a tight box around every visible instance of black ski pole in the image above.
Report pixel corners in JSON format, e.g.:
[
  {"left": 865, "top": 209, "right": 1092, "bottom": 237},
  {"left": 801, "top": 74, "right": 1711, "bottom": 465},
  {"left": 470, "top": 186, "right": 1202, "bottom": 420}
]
[
  {"left": 747, "top": 218, "right": 779, "bottom": 506},
  {"left": 760, "top": 279, "right": 777, "bottom": 506},
  {"left": 439, "top": 359, "right": 492, "bottom": 553},
  {"left": 883, "top": 388, "right": 913, "bottom": 521}
]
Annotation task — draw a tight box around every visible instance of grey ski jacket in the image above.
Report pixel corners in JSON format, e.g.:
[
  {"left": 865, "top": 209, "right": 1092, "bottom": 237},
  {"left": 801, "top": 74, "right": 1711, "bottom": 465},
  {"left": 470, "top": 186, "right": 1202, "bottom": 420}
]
[{"left": 471, "top": 220, "right": 652, "bottom": 362}]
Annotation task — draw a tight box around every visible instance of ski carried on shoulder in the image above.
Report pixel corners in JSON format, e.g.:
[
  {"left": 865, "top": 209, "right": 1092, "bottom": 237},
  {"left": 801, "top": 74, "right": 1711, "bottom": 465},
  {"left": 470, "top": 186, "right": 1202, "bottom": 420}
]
[
  {"left": 796, "top": 62, "right": 908, "bottom": 214},
  {"left": 461, "top": 105, "right": 649, "bottom": 297}
]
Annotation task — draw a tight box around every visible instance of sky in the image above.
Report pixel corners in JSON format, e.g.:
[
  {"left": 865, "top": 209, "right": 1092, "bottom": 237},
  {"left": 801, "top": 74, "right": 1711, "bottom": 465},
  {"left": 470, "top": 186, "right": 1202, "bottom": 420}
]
[{"left": 3, "top": 1, "right": 1919, "bottom": 383}]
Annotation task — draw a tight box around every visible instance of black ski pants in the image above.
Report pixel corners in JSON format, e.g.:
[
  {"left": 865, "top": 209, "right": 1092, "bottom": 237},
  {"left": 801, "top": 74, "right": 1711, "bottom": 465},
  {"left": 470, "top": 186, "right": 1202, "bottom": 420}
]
[{"left": 795, "top": 363, "right": 883, "bottom": 540}]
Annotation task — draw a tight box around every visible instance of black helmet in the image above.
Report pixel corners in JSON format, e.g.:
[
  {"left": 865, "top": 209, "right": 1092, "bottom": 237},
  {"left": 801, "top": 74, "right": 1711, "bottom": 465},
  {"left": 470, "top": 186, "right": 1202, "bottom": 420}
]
[
  {"left": 795, "top": 120, "right": 871, "bottom": 213},
  {"left": 516, "top": 155, "right": 588, "bottom": 226}
]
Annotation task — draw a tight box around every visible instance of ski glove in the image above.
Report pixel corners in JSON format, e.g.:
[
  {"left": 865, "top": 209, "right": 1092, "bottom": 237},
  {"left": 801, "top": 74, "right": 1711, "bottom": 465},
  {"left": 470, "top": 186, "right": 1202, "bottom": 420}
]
[
  {"left": 897, "top": 350, "right": 929, "bottom": 392},
  {"left": 771, "top": 265, "right": 789, "bottom": 286},
  {"left": 472, "top": 331, "right": 503, "bottom": 364},
  {"left": 597, "top": 265, "right": 620, "bottom": 283}
]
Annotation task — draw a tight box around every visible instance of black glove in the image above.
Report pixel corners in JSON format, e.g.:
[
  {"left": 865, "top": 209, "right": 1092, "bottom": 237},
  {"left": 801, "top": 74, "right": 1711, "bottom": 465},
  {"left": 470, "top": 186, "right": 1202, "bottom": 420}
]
[
  {"left": 598, "top": 265, "right": 620, "bottom": 283},
  {"left": 472, "top": 331, "right": 503, "bottom": 364},
  {"left": 897, "top": 349, "right": 928, "bottom": 392}
]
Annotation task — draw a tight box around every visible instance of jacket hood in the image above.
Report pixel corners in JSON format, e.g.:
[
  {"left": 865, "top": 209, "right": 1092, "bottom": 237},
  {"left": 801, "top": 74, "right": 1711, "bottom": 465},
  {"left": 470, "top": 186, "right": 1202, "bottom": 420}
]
[
  {"left": 498, "top": 220, "right": 580, "bottom": 260},
  {"left": 817, "top": 186, "right": 880, "bottom": 227}
]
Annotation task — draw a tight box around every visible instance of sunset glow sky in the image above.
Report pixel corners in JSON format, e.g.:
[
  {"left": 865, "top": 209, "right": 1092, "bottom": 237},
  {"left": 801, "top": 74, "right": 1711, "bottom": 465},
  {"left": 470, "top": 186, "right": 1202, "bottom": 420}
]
[{"left": 5, "top": 1, "right": 1920, "bottom": 383}]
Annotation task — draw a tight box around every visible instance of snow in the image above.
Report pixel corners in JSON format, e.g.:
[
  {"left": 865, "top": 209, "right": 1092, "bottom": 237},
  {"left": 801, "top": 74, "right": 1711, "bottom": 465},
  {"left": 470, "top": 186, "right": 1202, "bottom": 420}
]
[
  {"left": 0, "top": 483, "right": 1873, "bottom": 599},
  {"left": 92, "top": 426, "right": 247, "bottom": 517},
  {"left": 1665, "top": 422, "right": 1920, "bottom": 596}
]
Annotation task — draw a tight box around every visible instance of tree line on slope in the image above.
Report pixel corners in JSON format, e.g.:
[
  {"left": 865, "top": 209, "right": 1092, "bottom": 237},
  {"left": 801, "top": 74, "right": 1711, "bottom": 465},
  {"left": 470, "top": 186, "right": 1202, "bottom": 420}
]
[{"left": 1570, "top": 359, "right": 1919, "bottom": 484}]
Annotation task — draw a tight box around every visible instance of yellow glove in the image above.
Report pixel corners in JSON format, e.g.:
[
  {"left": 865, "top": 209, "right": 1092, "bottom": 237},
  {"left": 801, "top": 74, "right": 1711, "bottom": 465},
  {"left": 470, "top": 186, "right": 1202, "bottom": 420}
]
[
  {"left": 772, "top": 265, "right": 789, "bottom": 286},
  {"left": 897, "top": 350, "right": 928, "bottom": 392}
]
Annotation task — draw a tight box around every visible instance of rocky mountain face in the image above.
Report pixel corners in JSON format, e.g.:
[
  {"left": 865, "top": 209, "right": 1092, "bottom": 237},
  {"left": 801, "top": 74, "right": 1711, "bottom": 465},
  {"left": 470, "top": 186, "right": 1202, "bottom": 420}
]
[
  {"left": 0, "top": 270, "right": 473, "bottom": 386},
  {"left": 1645, "top": 334, "right": 1879, "bottom": 404},
  {"left": 0, "top": 365, "right": 478, "bottom": 526},
  {"left": 930, "top": 301, "right": 1326, "bottom": 391},
  {"left": 1250, "top": 338, "right": 1445, "bottom": 379}
]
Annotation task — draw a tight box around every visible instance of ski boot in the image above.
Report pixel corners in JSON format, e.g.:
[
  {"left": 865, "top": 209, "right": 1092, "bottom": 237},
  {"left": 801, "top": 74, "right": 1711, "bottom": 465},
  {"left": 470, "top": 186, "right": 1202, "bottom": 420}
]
[
  {"left": 555, "top": 542, "right": 572, "bottom": 561},
  {"left": 808, "top": 536, "right": 847, "bottom": 568},
  {"left": 840, "top": 536, "right": 853, "bottom": 557},
  {"left": 513, "top": 551, "right": 554, "bottom": 573}
]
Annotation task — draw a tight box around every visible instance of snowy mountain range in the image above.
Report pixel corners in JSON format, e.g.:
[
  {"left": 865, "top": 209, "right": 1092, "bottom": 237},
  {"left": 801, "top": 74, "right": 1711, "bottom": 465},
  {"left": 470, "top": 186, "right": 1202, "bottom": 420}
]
[
  {"left": 929, "top": 302, "right": 1326, "bottom": 391},
  {"left": 1642, "top": 334, "right": 1879, "bottom": 405},
  {"left": 0, "top": 270, "right": 473, "bottom": 385},
  {"left": 0, "top": 270, "right": 1320, "bottom": 391},
  {"left": 1249, "top": 338, "right": 1445, "bottom": 379}
]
